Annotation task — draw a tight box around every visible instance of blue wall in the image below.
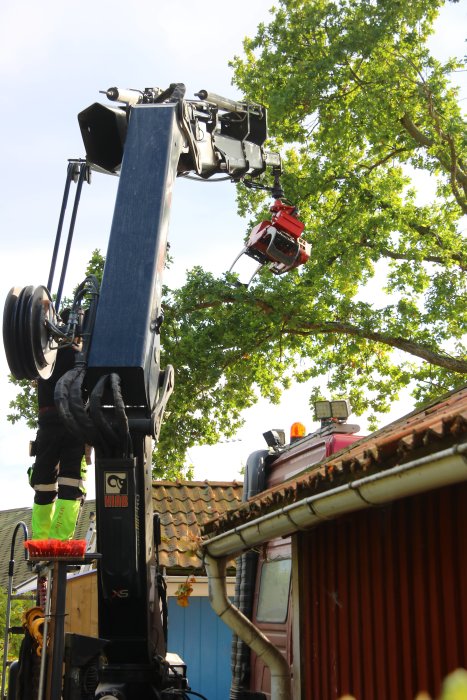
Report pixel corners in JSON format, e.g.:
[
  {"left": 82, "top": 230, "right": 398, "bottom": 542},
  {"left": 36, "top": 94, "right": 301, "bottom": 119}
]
[{"left": 167, "top": 596, "right": 233, "bottom": 700}]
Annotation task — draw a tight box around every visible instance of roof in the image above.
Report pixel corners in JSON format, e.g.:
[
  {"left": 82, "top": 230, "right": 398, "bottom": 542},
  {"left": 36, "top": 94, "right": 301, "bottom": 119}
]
[
  {"left": 152, "top": 481, "right": 243, "bottom": 572},
  {"left": 202, "top": 384, "right": 467, "bottom": 537},
  {"left": 0, "top": 481, "right": 243, "bottom": 589}
]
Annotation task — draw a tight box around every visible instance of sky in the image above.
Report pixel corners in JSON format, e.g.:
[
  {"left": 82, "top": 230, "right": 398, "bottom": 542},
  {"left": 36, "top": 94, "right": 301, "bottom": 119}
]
[{"left": 0, "top": 0, "right": 466, "bottom": 509}]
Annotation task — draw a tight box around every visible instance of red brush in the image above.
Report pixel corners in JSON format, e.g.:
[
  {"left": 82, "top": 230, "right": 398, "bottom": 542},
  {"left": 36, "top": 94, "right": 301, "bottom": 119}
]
[{"left": 25, "top": 539, "right": 87, "bottom": 558}]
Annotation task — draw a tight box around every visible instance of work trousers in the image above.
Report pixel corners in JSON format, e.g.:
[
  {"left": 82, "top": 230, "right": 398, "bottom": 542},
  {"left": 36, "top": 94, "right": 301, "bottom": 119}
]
[{"left": 29, "top": 410, "right": 85, "bottom": 505}]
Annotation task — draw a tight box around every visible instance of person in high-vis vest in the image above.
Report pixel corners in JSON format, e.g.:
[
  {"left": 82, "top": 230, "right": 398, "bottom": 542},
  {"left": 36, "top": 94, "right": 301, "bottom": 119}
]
[{"left": 28, "top": 321, "right": 87, "bottom": 540}]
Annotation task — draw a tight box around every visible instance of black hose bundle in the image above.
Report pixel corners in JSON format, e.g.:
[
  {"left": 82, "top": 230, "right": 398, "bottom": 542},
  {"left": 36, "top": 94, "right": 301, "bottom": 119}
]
[
  {"left": 54, "top": 366, "right": 92, "bottom": 444},
  {"left": 55, "top": 369, "right": 130, "bottom": 458},
  {"left": 88, "top": 373, "right": 129, "bottom": 456}
]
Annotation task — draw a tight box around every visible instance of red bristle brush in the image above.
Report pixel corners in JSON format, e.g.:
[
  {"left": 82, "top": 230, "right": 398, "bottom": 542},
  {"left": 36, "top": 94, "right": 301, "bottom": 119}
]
[{"left": 24, "top": 539, "right": 87, "bottom": 558}]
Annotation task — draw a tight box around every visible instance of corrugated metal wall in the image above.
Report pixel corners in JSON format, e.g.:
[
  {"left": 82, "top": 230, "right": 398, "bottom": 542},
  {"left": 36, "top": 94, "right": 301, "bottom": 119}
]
[
  {"left": 167, "top": 596, "right": 233, "bottom": 699},
  {"left": 298, "top": 482, "right": 467, "bottom": 700}
]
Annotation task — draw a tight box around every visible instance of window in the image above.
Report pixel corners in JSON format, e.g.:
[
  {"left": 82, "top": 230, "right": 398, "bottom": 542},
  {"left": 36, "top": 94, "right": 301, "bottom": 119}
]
[{"left": 256, "top": 558, "right": 292, "bottom": 623}]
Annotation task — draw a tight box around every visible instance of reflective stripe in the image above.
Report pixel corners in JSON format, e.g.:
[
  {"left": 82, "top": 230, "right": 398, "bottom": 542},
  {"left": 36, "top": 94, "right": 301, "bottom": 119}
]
[
  {"left": 34, "top": 482, "right": 58, "bottom": 492},
  {"left": 58, "top": 477, "right": 85, "bottom": 490}
]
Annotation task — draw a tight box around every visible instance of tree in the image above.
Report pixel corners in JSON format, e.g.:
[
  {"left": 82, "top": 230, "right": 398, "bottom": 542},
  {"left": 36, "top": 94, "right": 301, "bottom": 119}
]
[
  {"left": 8, "top": 1, "right": 467, "bottom": 470},
  {"left": 159, "top": 0, "right": 467, "bottom": 464}
]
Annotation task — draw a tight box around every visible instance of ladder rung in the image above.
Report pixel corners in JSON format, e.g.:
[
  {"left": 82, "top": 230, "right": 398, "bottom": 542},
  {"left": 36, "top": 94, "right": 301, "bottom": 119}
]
[{"left": 8, "top": 626, "right": 24, "bottom": 634}]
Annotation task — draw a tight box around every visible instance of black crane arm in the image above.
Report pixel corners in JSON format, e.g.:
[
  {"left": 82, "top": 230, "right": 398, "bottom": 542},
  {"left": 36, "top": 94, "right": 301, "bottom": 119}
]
[{"left": 1, "top": 83, "right": 304, "bottom": 700}]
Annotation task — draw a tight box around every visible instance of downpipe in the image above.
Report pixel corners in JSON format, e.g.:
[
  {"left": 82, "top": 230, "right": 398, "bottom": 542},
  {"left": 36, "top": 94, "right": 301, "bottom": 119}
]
[{"left": 204, "top": 554, "right": 291, "bottom": 700}]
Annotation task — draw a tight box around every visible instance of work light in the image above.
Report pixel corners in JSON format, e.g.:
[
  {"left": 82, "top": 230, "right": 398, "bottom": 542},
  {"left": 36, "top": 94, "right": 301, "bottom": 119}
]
[{"left": 314, "top": 399, "right": 350, "bottom": 421}]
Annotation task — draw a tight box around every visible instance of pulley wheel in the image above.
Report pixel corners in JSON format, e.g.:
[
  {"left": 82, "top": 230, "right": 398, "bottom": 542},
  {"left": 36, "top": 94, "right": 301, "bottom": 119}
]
[
  {"left": 13, "top": 286, "right": 37, "bottom": 379},
  {"left": 3, "top": 287, "right": 24, "bottom": 379},
  {"left": 2, "top": 285, "right": 57, "bottom": 380},
  {"left": 30, "top": 286, "right": 57, "bottom": 379},
  {"left": 4, "top": 286, "right": 35, "bottom": 379}
]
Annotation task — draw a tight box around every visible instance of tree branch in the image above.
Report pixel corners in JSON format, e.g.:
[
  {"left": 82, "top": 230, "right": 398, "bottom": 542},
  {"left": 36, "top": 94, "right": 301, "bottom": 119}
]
[
  {"left": 360, "top": 195, "right": 467, "bottom": 270},
  {"left": 362, "top": 242, "right": 467, "bottom": 271},
  {"left": 285, "top": 320, "right": 467, "bottom": 373},
  {"left": 400, "top": 112, "right": 467, "bottom": 213},
  {"left": 193, "top": 295, "right": 275, "bottom": 314},
  {"left": 174, "top": 294, "right": 467, "bottom": 374},
  {"left": 358, "top": 146, "right": 409, "bottom": 173},
  {"left": 399, "top": 113, "right": 433, "bottom": 148}
]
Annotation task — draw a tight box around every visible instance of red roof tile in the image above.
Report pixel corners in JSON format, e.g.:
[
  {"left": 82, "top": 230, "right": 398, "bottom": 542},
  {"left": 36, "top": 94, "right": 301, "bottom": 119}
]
[{"left": 152, "top": 481, "right": 243, "bottom": 571}]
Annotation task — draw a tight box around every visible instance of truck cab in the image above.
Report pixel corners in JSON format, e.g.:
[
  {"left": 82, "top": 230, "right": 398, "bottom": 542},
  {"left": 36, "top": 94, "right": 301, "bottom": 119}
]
[{"left": 232, "top": 402, "right": 363, "bottom": 699}]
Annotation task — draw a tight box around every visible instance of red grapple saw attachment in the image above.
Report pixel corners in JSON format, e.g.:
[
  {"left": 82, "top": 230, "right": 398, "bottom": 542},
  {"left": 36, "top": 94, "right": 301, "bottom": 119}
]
[{"left": 230, "top": 200, "right": 310, "bottom": 284}]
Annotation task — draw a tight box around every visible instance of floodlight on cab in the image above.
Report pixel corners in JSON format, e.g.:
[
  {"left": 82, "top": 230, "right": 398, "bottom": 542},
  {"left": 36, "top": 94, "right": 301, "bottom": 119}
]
[
  {"left": 330, "top": 399, "right": 350, "bottom": 420},
  {"left": 314, "top": 400, "right": 332, "bottom": 420}
]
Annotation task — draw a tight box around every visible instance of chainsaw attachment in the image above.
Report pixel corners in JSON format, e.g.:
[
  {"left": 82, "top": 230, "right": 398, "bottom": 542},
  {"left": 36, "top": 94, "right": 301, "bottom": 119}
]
[{"left": 230, "top": 200, "right": 310, "bottom": 285}]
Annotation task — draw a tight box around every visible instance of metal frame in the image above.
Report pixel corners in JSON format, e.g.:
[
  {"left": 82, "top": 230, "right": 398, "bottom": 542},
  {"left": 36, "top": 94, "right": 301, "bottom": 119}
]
[{"left": 2, "top": 84, "right": 289, "bottom": 699}]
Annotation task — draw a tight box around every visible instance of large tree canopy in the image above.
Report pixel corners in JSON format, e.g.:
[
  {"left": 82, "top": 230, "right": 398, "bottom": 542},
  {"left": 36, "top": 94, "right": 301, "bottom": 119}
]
[
  {"left": 158, "top": 0, "right": 467, "bottom": 467},
  {"left": 8, "top": 1, "right": 467, "bottom": 474}
]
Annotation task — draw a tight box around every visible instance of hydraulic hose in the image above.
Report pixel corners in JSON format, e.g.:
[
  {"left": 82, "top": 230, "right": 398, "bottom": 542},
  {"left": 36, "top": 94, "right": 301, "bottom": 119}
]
[
  {"left": 88, "top": 373, "right": 130, "bottom": 457},
  {"left": 54, "top": 367, "right": 89, "bottom": 443},
  {"left": 89, "top": 374, "right": 123, "bottom": 448},
  {"left": 68, "top": 366, "right": 100, "bottom": 445}
]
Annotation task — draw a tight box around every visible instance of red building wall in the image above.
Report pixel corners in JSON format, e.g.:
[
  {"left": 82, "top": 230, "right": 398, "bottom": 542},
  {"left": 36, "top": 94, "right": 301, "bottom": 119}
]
[{"left": 298, "top": 482, "right": 467, "bottom": 699}]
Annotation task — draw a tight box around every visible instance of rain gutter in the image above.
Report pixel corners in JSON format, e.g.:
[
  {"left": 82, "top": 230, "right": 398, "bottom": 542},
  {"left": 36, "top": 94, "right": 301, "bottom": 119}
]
[{"left": 204, "top": 442, "right": 467, "bottom": 559}]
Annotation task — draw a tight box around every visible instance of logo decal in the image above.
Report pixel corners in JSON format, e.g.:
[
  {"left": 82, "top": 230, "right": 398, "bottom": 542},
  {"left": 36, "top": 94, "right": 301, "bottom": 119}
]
[
  {"left": 104, "top": 472, "right": 129, "bottom": 507},
  {"left": 112, "top": 588, "right": 129, "bottom": 599}
]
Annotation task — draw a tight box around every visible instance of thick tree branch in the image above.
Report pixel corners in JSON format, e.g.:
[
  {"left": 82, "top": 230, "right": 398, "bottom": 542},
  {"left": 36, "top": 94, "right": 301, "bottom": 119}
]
[
  {"left": 193, "top": 295, "right": 275, "bottom": 314},
  {"left": 285, "top": 320, "right": 467, "bottom": 373},
  {"left": 174, "top": 295, "right": 467, "bottom": 374},
  {"left": 400, "top": 112, "right": 467, "bottom": 213},
  {"left": 361, "top": 242, "right": 467, "bottom": 271},
  {"left": 400, "top": 113, "right": 435, "bottom": 148},
  {"left": 361, "top": 196, "right": 467, "bottom": 270}
]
